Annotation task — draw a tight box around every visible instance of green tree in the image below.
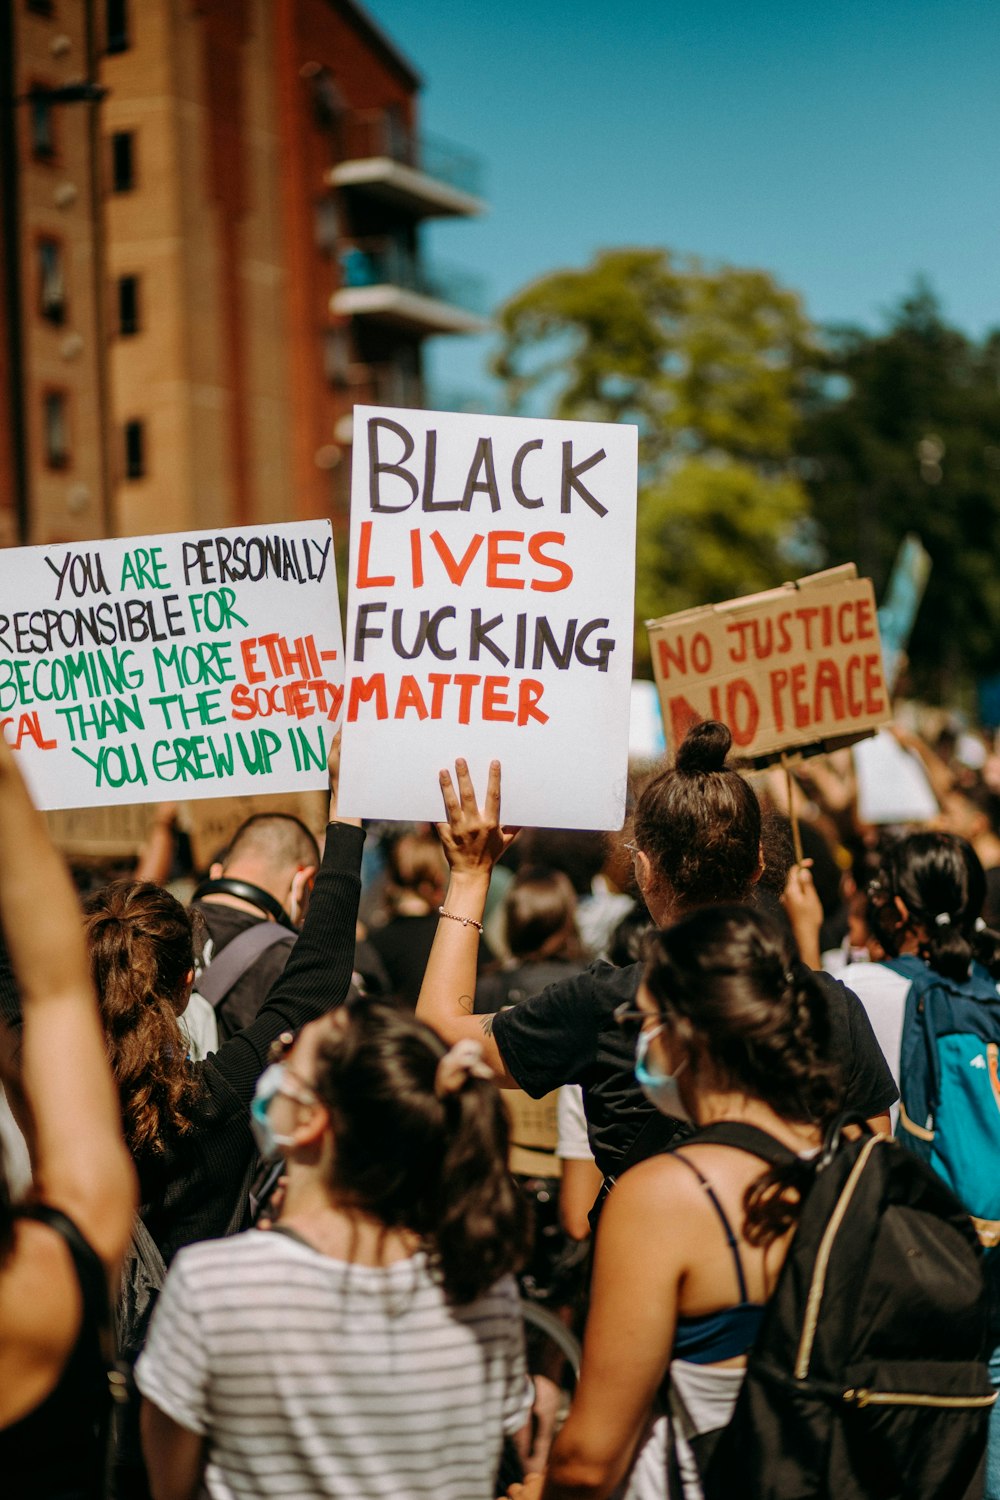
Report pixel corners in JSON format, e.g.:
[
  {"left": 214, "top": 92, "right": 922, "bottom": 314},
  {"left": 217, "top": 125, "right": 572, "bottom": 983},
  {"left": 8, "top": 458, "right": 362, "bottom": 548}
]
[
  {"left": 798, "top": 285, "right": 1000, "bottom": 693},
  {"left": 493, "top": 249, "right": 817, "bottom": 671}
]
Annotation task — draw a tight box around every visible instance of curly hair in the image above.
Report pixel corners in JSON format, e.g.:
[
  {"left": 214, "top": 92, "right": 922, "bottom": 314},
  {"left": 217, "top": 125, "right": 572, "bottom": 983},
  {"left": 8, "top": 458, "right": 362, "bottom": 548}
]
[
  {"left": 83, "top": 881, "right": 200, "bottom": 1160},
  {"left": 312, "top": 1001, "right": 530, "bottom": 1304},
  {"left": 632, "top": 722, "right": 762, "bottom": 909},
  {"left": 643, "top": 904, "right": 841, "bottom": 1246}
]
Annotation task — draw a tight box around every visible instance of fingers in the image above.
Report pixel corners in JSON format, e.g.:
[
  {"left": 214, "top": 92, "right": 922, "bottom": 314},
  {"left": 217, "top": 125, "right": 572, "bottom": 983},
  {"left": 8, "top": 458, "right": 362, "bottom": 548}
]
[
  {"left": 438, "top": 767, "right": 461, "bottom": 823},
  {"left": 454, "top": 757, "right": 479, "bottom": 814},
  {"left": 485, "top": 759, "right": 502, "bottom": 821}
]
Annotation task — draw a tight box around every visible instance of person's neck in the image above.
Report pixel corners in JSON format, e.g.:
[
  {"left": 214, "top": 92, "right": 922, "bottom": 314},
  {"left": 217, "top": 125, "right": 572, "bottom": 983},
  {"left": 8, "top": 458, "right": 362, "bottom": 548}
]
[
  {"left": 202, "top": 890, "right": 277, "bottom": 922},
  {"left": 691, "top": 1090, "right": 822, "bottom": 1154},
  {"left": 974, "top": 831, "right": 1000, "bottom": 871},
  {"left": 277, "top": 1174, "right": 421, "bottom": 1265}
]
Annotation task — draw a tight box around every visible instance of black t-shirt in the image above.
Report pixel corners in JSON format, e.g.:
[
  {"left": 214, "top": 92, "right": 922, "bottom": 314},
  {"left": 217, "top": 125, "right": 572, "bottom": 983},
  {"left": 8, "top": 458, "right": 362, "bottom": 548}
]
[{"left": 491, "top": 960, "right": 898, "bottom": 1178}]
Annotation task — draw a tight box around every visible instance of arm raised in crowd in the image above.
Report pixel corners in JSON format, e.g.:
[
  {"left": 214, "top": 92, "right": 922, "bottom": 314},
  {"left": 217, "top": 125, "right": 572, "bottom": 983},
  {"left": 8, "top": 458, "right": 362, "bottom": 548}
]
[
  {"left": 205, "top": 734, "right": 364, "bottom": 1097},
  {"left": 0, "top": 737, "right": 135, "bottom": 1268},
  {"left": 415, "top": 758, "right": 519, "bottom": 1084}
]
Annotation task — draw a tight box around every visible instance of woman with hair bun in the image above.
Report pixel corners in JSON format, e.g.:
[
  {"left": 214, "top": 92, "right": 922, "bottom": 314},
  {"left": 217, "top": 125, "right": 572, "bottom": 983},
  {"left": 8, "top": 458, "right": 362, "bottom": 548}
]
[
  {"left": 417, "top": 723, "right": 897, "bottom": 1186},
  {"left": 137, "top": 1001, "right": 531, "bottom": 1500},
  {"left": 509, "top": 905, "right": 838, "bottom": 1500}
]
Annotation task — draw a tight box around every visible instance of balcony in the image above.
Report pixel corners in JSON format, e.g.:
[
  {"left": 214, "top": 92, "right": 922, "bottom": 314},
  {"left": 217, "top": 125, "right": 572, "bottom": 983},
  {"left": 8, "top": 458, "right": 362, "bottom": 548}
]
[
  {"left": 326, "top": 113, "right": 486, "bottom": 221},
  {"left": 332, "top": 241, "right": 489, "bottom": 336}
]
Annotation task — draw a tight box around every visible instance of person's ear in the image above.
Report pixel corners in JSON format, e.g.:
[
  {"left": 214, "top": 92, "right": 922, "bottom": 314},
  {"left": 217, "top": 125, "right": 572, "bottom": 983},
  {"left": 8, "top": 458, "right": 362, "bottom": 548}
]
[
  {"left": 173, "top": 968, "right": 196, "bottom": 1018},
  {"left": 635, "top": 848, "right": 654, "bottom": 895},
  {"left": 289, "top": 865, "right": 317, "bottom": 927},
  {"left": 291, "top": 1099, "right": 329, "bottom": 1150},
  {"left": 751, "top": 842, "right": 766, "bottom": 886}
]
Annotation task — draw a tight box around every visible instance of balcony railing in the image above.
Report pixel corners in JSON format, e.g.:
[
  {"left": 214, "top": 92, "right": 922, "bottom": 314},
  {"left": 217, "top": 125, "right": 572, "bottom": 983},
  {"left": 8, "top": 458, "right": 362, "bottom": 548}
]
[
  {"left": 338, "top": 240, "right": 487, "bottom": 317},
  {"left": 338, "top": 112, "right": 483, "bottom": 200}
]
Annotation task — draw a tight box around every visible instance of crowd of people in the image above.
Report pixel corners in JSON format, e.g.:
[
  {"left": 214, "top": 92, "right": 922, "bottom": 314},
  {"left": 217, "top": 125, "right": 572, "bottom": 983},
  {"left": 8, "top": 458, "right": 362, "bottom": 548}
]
[{"left": 3, "top": 711, "right": 1000, "bottom": 1498}]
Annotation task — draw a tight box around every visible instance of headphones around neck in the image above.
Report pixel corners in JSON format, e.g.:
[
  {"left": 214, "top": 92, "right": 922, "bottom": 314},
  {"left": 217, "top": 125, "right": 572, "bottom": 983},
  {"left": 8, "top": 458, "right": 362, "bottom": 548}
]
[{"left": 192, "top": 877, "right": 296, "bottom": 931}]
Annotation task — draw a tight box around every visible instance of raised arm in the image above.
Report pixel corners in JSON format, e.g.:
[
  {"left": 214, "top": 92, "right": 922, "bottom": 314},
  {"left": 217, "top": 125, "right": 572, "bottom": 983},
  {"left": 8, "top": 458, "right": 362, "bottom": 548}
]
[
  {"left": 415, "top": 758, "right": 518, "bottom": 1083},
  {"left": 206, "top": 733, "right": 365, "bottom": 1095},
  {"left": 0, "top": 737, "right": 135, "bottom": 1266}
]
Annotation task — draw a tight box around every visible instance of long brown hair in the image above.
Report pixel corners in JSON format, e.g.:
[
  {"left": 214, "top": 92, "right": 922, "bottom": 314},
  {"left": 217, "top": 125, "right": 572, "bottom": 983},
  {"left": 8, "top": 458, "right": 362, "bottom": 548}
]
[
  {"left": 313, "top": 1001, "right": 529, "bottom": 1304},
  {"left": 643, "top": 905, "right": 840, "bottom": 1245},
  {"left": 83, "top": 881, "right": 200, "bottom": 1159}
]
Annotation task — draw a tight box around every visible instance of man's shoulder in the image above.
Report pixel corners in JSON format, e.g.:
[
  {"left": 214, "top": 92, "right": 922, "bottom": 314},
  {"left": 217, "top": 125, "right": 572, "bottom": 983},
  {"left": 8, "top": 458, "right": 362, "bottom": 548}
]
[{"left": 193, "top": 900, "right": 267, "bottom": 949}]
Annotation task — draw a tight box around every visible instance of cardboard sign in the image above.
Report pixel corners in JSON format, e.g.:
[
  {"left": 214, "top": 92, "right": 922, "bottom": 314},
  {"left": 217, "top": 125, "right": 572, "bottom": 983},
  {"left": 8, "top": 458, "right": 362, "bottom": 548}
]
[
  {"left": 339, "top": 406, "right": 638, "bottom": 828},
  {"left": 0, "top": 522, "right": 343, "bottom": 809},
  {"left": 647, "top": 565, "right": 891, "bottom": 763}
]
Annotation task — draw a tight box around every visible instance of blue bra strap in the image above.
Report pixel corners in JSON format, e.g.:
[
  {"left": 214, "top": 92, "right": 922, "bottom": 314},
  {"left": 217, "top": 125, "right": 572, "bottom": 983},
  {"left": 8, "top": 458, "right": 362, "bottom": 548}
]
[{"left": 672, "top": 1151, "right": 749, "bottom": 1304}]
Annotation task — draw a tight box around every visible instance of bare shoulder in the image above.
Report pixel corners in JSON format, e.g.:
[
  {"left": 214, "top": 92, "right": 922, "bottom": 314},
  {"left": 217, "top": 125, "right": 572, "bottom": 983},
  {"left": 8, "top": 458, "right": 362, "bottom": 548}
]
[
  {"left": 607, "top": 1150, "right": 709, "bottom": 1219},
  {"left": 0, "top": 1220, "right": 81, "bottom": 1423}
]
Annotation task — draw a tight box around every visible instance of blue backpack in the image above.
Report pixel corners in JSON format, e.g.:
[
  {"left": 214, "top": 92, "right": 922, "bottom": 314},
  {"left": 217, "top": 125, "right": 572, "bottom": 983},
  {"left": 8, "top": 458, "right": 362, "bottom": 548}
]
[{"left": 886, "top": 954, "right": 1000, "bottom": 1246}]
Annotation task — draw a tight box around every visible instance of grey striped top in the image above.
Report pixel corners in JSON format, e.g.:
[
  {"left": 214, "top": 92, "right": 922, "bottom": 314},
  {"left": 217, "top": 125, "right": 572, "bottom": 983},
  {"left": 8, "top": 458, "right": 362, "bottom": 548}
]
[{"left": 136, "top": 1229, "right": 530, "bottom": 1499}]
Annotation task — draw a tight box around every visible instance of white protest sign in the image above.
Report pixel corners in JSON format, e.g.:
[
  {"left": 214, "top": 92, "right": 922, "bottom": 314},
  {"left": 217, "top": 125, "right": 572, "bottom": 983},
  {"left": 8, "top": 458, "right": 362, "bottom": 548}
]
[
  {"left": 339, "top": 406, "right": 637, "bottom": 828},
  {"left": 0, "top": 522, "right": 343, "bottom": 808},
  {"left": 854, "top": 730, "right": 939, "bottom": 825}
]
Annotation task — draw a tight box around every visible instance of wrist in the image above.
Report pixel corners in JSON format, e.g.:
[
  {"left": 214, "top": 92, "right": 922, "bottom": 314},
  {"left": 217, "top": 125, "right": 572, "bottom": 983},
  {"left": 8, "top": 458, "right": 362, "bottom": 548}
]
[{"left": 446, "top": 870, "right": 491, "bottom": 899}]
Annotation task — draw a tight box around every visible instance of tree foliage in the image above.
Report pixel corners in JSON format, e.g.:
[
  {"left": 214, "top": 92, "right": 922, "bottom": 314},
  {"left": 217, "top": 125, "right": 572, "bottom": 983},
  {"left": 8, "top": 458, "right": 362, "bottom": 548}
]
[
  {"left": 798, "top": 286, "right": 1000, "bottom": 692},
  {"left": 493, "top": 249, "right": 817, "bottom": 671}
]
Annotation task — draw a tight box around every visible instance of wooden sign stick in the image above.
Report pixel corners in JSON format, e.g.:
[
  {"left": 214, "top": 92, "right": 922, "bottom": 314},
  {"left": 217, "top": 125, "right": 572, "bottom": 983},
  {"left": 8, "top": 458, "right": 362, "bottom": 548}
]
[{"left": 782, "top": 752, "right": 804, "bottom": 866}]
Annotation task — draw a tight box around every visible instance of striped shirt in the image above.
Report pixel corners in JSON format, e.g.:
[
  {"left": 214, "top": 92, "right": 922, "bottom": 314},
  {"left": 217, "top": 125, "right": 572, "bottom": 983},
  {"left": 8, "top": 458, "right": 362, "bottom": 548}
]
[{"left": 135, "top": 1229, "right": 530, "bottom": 1499}]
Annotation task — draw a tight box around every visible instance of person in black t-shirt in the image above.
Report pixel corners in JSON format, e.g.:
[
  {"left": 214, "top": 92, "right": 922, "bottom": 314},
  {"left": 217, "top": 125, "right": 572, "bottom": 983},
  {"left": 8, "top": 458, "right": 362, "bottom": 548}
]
[{"left": 415, "top": 723, "right": 897, "bottom": 1182}]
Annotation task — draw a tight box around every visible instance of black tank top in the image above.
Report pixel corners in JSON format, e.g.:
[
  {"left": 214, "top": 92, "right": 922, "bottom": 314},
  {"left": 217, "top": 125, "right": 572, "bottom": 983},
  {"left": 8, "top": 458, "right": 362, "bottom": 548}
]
[{"left": 0, "top": 1205, "right": 109, "bottom": 1500}]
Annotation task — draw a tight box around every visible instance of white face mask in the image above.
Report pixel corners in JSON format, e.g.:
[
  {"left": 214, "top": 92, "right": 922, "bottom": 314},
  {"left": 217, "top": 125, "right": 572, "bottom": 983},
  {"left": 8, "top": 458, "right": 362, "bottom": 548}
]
[
  {"left": 249, "top": 1062, "right": 315, "bottom": 1161},
  {"left": 634, "top": 1028, "right": 691, "bottom": 1122}
]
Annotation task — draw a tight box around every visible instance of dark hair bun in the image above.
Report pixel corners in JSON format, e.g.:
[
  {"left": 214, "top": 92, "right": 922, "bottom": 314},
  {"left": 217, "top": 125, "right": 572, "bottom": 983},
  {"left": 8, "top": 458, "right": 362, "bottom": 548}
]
[{"left": 676, "top": 720, "right": 732, "bottom": 775}]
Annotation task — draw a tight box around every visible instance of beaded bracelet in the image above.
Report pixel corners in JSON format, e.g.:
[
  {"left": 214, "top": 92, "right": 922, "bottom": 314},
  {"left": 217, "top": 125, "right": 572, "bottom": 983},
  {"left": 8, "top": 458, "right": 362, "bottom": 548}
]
[{"left": 438, "top": 906, "right": 484, "bottom": 934}]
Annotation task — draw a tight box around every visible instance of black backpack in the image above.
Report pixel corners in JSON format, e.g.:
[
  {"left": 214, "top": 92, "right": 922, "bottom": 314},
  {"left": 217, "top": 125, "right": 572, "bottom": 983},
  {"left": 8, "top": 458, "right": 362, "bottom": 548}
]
[{"left": 668, "top": 1119, "right": 994, "bottom": 1500}]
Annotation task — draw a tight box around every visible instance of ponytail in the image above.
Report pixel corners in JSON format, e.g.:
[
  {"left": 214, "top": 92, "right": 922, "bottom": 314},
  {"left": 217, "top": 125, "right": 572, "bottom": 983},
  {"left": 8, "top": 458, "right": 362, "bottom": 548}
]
[
  {"left": 315, "top": 1003, "right": 529, "bottom": 1304},
  {"left": 434, "top": 1082, "right": 528, "bottom": 1304},
  {"left": 874, "top": 832, "right": 990, "bottom": 984},
  {"left": 83, "top": 881, "right": 199, "bottom": 1157}
]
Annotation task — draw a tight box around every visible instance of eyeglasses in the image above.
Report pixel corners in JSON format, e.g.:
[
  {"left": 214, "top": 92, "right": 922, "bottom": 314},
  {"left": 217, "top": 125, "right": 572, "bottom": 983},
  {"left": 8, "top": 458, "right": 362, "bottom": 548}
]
[
  {"left": 624, "top": 841, "right": 640, "bottom": 858},
  {"left": 614, "top": 1001, "right": 653, "bottom": 1028}
]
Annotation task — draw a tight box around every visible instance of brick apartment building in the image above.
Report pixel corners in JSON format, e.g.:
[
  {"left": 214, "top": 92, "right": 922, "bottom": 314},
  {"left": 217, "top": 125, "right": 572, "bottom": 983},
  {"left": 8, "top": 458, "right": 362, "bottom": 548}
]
[{"left": 0, "top": 0, "right": 486, "bottom": 552}]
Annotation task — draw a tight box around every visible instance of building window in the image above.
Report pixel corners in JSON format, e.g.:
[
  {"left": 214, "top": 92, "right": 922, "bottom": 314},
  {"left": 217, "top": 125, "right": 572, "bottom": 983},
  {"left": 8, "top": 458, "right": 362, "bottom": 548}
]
[
  {"left": 117, "top": 275, "right": 140, "bottom": 336},
  {"left": 124, "top": 419, "right": 145, "bottom": 479},
  {"left": 106, "top": 0, "right": 129, "bottom": 53},
  {"left": 111, "top": 131, "right": 135, "bottom": 191},
  {"left": 29, "top": 93, "right": 56, "bottom": 161},
  {"left": 43, "top": 392, "right": 69, "bottom": 470},
  {"left": 37, "top": 238, "right": 66, "bottom": 324}
]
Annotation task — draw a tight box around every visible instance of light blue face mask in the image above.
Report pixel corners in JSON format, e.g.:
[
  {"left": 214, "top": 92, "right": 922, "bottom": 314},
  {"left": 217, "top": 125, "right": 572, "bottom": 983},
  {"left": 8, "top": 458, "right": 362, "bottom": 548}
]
[
  {"left": 634, "top": 1026, "right": 691, "bottom": 1122},
  {"left": 250, "top": 1062, "right": 315, "bottom": 1163}
]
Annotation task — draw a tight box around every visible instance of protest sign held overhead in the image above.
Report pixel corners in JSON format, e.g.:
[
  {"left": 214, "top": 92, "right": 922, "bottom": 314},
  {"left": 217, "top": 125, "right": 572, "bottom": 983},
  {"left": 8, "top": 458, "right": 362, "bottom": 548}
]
[
  {"left": 0, "top": 522, "right": 343, "bottom": 809},
  {"left": 338, "top": 406, "right": 638, "bottom": 828},
  {"left": 647, "top": 564, "right": 891, "bottom": 764}
]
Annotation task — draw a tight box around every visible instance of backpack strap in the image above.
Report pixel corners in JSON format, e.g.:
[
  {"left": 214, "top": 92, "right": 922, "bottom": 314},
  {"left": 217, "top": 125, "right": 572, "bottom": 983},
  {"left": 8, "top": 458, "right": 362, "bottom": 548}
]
[
  {"left": 677, "top": 1120, "right": 798, "bottom": 1168},
  {"left": 196, "top": 921, "right": 295, "bottom": 1010}
]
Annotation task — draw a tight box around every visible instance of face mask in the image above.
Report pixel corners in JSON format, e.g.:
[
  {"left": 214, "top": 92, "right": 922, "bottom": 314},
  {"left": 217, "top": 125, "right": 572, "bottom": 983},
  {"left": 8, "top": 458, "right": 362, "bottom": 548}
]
[
  {"left": 634, "top": 1027, "right": 691, "bottom": 1122},
  {"left": 250, "top": 1062, "right": 311, "bottom": 1162}
]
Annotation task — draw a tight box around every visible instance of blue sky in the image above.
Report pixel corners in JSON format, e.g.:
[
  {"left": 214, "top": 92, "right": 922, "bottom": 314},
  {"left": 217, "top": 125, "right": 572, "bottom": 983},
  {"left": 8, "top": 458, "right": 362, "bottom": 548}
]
[{"left": 369, "top": 0, "right": 1000, "bottom": 409}]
